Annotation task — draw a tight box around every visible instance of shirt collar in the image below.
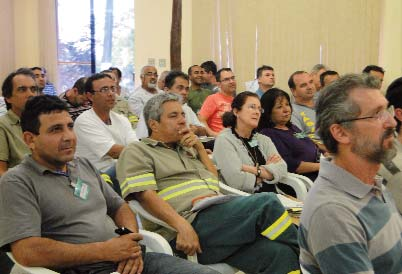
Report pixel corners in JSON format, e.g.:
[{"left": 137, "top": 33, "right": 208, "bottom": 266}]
[
  {"left": 319, "top": 157, "right": 383, "bottom": 199},
  {"left": 23, "top": 155, "right": 77, "bottom": 176},
  {"left": 7, "top": 109, "right": 20, "bottom": 125}
]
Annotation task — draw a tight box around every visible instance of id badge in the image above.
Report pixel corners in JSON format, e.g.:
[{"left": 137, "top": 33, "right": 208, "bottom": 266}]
[
  {"left": 74, "top": 178, "right": 90, "bottom": 200},
  {"left": 249, "top": 139, "right": 258, "bottom": 148}
]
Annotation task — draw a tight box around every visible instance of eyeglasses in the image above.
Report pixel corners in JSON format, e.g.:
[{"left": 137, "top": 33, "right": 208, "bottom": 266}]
[
  {"left": 337, "top": 107, "right": 395, "bottom": 124},
  {"left": 220, "top": 76, "right": 236, "bottom": 83},
  {"left": 143, "top": 72, "right": 158, "bottom": 78},
  {"left": 246, "top": 104, "right": 264, "bottom": 113},
  {"left": 16, "top": 86, "right": 39, "bottom": 93},
  {"left": 92, "top": 86, "right": 117, "bottom": 94}
]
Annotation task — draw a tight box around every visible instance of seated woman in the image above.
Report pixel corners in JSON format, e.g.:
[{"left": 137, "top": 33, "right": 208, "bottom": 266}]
[
  {"left": 213, "top": 91, "right": 288, "bottom": 194},
  {"left": 258, "top": 88, "right": 320, "bottom": 181}
]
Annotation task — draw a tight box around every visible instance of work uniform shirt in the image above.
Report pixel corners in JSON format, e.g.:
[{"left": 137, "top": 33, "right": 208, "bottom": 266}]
[{"left": 117, "top": 138, "right": 219, "bottom": 240}]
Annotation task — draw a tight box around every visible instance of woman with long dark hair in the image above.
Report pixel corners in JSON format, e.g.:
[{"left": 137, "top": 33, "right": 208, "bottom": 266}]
[{"left": 258, "top": 88, "right": 320, "bottom": 181}]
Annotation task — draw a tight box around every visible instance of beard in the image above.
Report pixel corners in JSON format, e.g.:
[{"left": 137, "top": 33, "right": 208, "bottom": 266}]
[
  {"left": 147, "top": 82, "right": 157, "bottom": 89},
  {"left": 351, "top": 127, "right": 397, "bottom": 164}
]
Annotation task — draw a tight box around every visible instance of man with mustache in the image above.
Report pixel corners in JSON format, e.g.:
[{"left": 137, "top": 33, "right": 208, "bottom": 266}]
[
  {"left": 0, "top": 95, "right": 219, "bottom": 274},
  {"left": 128, "top": 66, "right": 164, "bottom": 117},
  {"left": 299, "top": 74, "right": 402, "bottom": 273},
  {"left": 74, "top": 73, "right": 137, "bottom": 194}
]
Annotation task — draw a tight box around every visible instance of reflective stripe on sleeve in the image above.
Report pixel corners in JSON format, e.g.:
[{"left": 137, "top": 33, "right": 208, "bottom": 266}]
[
  {"left": 120, "top": 173, "right": 156, "bottom": 196},
  {"left": 158, "top": 178, "right": 219, "bottom": 201},
  {"left": 261, "top": 210, "right": 292, "bottom": 240}
]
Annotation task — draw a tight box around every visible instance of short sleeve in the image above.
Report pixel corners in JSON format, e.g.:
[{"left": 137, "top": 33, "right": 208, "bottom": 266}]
[
  {"left": 198, "top": 95, "right": 216, "bottom": 120},
  {"left": 116, "top": 142, "right": 158, "bottom": 199},
  {"left": 0, "top": 127, "right": 9, "bottom": 162}
]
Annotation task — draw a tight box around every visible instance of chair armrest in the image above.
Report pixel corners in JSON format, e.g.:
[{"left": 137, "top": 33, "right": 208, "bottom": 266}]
[
  {"left": 139, "top": 229, "right": 173, "bottom": 255},
  {"left": 129, "top": 200, "right": 175, "bottom": 230},
  {"left": 7, "top": 252, "right": 59, "bottom": 274},
  {"left": 218, "top": 182, "right": 250, "bottom": 196},
  {"left": 279, "top": 174, "right": 309, "bottom": 201},
  {"left": 288, "top": 173, "right": 314, "bottom": 189}
]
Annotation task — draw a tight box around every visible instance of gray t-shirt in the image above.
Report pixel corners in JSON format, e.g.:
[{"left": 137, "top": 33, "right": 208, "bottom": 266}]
[
  {"left": 0, "top": 155, "right": 124, "bottom": 251},
  {"left": 291, "top": 103, "right": 321, "bottom": 143}
]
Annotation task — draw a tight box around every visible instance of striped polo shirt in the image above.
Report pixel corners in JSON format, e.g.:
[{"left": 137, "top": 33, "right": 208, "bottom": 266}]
[{"left": 299, "top": 158, "right": 402, "bottom": 274}]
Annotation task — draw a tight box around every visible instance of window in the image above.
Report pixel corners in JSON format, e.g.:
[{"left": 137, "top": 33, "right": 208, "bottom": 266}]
[{"left": 57, "top": 0, "right": 134, "bottom": 93}]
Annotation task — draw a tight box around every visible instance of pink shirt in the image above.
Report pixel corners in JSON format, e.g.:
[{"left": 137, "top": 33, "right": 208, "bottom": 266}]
[{"left": 199, "top": 93, "right": 233, "bottom": 133}]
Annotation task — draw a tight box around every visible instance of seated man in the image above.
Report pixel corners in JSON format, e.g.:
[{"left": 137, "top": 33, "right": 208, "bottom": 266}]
[
  {"left": 31, "top": 66, "right": 57, "bottom": 96},
  {"left": 0, "top": 95, "right": 219, "bottom": 274},
  {"left": 117, "top": 93, "right": 300, "bottom": 274},
  {"left": 58, "top": 76, "right": 91, "bottom": 121},
  {"left": 74, "top": 73, "right": 137, "bottom": 176},
  {"left": 0, "top": 68, "right": 38, "bottom": 176},
  {"left": 136, "top": 70, "right": 206, "bottom": 139}
]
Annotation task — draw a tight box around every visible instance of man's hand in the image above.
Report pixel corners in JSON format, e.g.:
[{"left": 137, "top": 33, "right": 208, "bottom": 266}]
[
  {"left": 179, "top": 128, "right": 203, "bottom": 151},
  {"left": 104, "top": 233, "right": 143, "bottom": 262},
  {"left": 176, "top": 220, "right": 202, "bottom": 256},
  {"left": 117, "top": 256, "right": 144, "bottom": 274}
]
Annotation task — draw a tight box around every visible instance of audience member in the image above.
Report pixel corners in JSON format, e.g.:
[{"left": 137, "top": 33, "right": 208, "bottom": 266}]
[
  {"left": 74, "top": 73, "right": 137, "bottom": 187},
  {"left": 289, "top": 71, "right": 324, "bottom": 148},
  {"left": 310, "top": 64, "right": 328, "bottom": 92},
  {"left": 187, "top": 65, "right": 212, "bottom": 114},
  {"left": 117, "top": 93, "right": 300, "bottom": 274},
  {"left": 58, "top": 77, "right": 91, "bottom": 121},
  {"left": 319, "top": 70, "right": 339, "bottom": 88},
  {"left": 213, "top": 91, "right": 287, "bottom": 193},
  {"left": 31, "top": 67, "right": 57, "bottom": 95},
  {"left": 255, "top": 65, "right": 275, "bottom": 98},
  {"left": 200, "top": 60, "right": 219, "bottom": 92},
  {"left": 363, "top": 65, "right": 385, "bottom": 88},
  {"left": 157, "top": 70, "right": 170, "bottom": 90},
  {"left": 258, "top": 88, "right": 320, "bottom": 181},
  {"left": 380, "top": 76, "right": 402, "bottom": 213},
  {"left": 0, "top": 68, "right": 38, "bottom": 176},
  {"left": 128, "top": 66, "right": 163, "bottom": 117},
  {"left": 102, "top": 70, "right": 138, "bottom": 129},
  {"left": 136, "top": 71, "right": 206, "bottom": 139},
  {"left": 198, "top": 68, "right": 235, "bottom": 136},
  {"left": 0, "top": 95, "right": 218, "bottom": 274},
  {"left": 299, "top": 74, "right": 402, "bottom": 273}
]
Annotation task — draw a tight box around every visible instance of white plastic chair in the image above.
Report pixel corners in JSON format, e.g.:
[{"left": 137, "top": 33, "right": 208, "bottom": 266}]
[
  {"left": 129, "top": 200, "right": 238, "bottom": 274},
  {"left": 7, "top": 229, "right": 173, "bottom": 274},
  {"left": 279, "top": 173, "right": 313, "bottom": 201}
]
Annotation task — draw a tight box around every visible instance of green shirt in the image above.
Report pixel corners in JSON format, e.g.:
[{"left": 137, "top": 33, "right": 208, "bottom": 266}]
[
  {"left": 0, "top": 110, "right": 30, "bottom": 170},
  {"left": 116, "top": 138, "right": 219, "bottom": 240},
  {"left": 187, "top": 87, "right": 212, "bottom": 114}
]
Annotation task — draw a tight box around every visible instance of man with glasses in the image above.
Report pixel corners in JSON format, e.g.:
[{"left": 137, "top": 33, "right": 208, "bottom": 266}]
[
  {"left": 74, "top": 73, "right": 137, "bottom": 193},
  {"left": 129, "top": 66, "right": 163, "bottom": 117},
  {"left": 299, "top": 74, "right": 402, "bottom": 273},
  {"left": 198, "top": 68, "right": 236, "bottom": 137}
]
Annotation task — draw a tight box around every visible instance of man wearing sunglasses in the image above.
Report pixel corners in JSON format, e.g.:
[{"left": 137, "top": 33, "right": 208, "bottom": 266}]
[{"left": 299, "top": 74, "right": 402, "bottom": 273}]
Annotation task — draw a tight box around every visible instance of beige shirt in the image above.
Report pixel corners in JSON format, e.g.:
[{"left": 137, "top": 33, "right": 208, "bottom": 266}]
[{"left": 0, "top": 110, "right": 30, "bottom": 170}]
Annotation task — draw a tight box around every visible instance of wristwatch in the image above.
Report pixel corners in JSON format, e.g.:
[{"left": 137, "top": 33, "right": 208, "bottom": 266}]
[{"left": 256, "top": 166, "right": 261, "bottom": 178}]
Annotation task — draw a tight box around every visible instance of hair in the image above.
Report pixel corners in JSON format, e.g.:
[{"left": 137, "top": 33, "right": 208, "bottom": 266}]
[
  {"left": 21, "top": 95, "right": 69, "bottom": 134},
  {"left": 224, "top": 91, "right": 259, "bottom": 128},
  {"left": 216, "top": 68, "right": 232, "bottom": 82},
  {"left": 187, "top": 65, "right": 199, "bottom": 76},
  {"left": 288, "top": 71, "right": 307, "bottom": 89},
  {"left": 362, "top": 65, "right": 385, "bottom": 74},
  {"left": 72, "top": 77, "right": 87, "bottom": 95},
  {"left": 320, "top": 70, "right": 339, "bottom": 88},
  {"left": 258, "top": 88, "right": 293, "bottom": 130},
  {"left": 143, "top": 93, "right": 181, "bottom": 135},
  {"left": 140, "top": 65, "right": 156, "bottom": 76},
  {"left": 30, "top": 66, "right": 46, "bottom": 73},
  {"left": 165, "top": 71, "right": 189, "bottom": 89},
  {"left": 386, "top": 77, "right": 402, "bottom": 132},
  {"left": 256, "top": 65, "right": 274, "bottom": 78},
  {"left": 84, "top": 73, "right": 113, "bottom": 93},
  {"left": 316, "top": 73, "right": 381, "bottom": 154},
  {"left": 2, "top": 68, "right": 36, "bottom": 110},
  {"left": 108, "top": 67, "right": 122, "bottom": 79},
  {"left": 200, "top": 61, "right": 217, "bottom": 75},
  {"left": 311, "top": 64, "right": 328, "bottom": 74}
]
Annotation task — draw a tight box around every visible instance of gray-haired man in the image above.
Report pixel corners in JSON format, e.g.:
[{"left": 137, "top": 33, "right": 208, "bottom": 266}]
[{"left": 299, "top": 74, "right": 402, "bottom": 273}]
